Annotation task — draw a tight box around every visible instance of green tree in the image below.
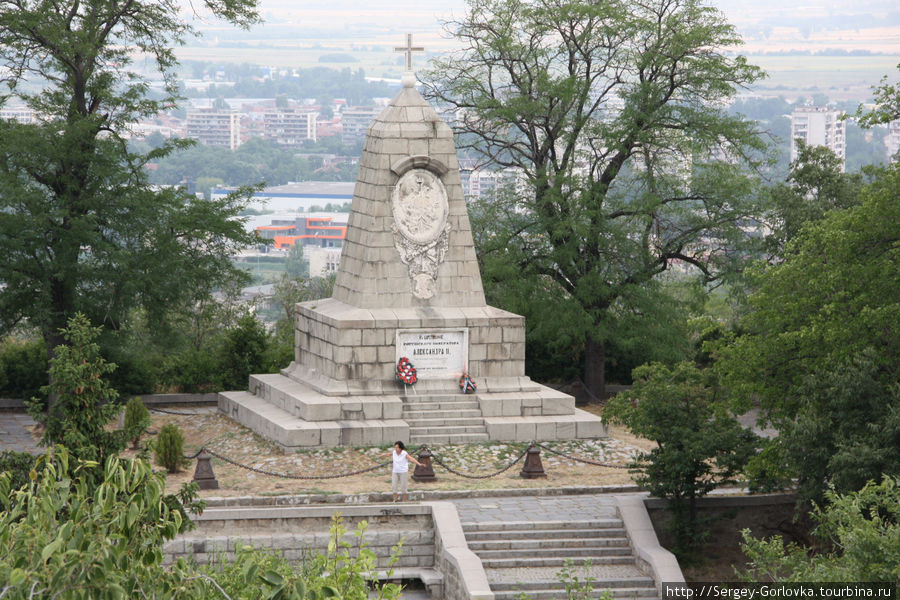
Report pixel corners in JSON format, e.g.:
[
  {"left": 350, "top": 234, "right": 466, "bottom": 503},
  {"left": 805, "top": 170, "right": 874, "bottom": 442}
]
[
  {"left": 424, "top": 0, "right": 768, "bottom": 398},
  {"left": 285, "top": 243, "right": 310, "bottom": 278},
  {"left": 740, "top": 476, "right": 900, "bottom": 582},
  {"left": 855, "top": 64, "right": 900, "bottom": 129},
  {"left": 717, "top": 165, "right": 900, "bottom": 504},
  {"left": 604, "top": 362, "right": 758, "bottom": 560},
  {"left": 763, "top": 140, "right": 863, "bottom": 260},
  {"left": 26, "top": 314, "right": 136, "bottom": 474},
  {"left": 0, "top": 0, "right": 259, "bottom": 401},
  {"left": 218, "top": 313, "right": 270, "bottom": 390}
]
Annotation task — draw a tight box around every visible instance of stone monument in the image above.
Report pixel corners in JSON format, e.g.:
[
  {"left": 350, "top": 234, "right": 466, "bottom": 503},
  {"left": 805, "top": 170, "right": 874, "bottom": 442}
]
[{"left": 219, "top": 35, "right": 607, "bottom": 448}]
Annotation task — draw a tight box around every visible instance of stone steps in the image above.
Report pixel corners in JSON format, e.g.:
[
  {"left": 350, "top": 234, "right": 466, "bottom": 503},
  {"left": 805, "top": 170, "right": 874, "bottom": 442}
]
[
  {"left": 464, "top": 528, "right": 627, "bottom": 541},
  {"left": 491, "top": 578, "right": 656, "bottom": 592},
  {"left": 410, "top": 432, "right": 489, "bottom": 445},
  {"left": 404, "top": 416, "right": 486, "bottom": 427},
  {"left": 464, "top": 518, "right": 657, "bottom": 600},
  {"left": 402, "top": 401, "right": 481, "bottom": 411},
  {"left": 402, "top": 408, "right": 483, "bottom": 419},
  {"left": 477, "top": 547, "right": 632, "bottom": 559},
  {"left": 409, "top": 425, "right": 488, "bottom": 435},
  {"left": 400, "top": 392, "right": 490, "bottom": 445},
  {"left": 492, "top": 587, "right": 657, "bottom": 600},
  {"left": 400, "top": 394, "right": 473, "bottom": 404},
  {"left": 463, "top": 519, "right": 624, "bottom": 532},
  {"left": 468, "top": 537, "right": 630, "bottom": 551},
  {"left": 481, "top": 556, "right": 636, "bottom": 568}
]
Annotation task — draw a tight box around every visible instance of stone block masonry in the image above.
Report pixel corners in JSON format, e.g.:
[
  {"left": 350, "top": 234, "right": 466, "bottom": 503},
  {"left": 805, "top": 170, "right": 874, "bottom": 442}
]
[{"left": 163, "top": 502, "right": 495, "bottom": 600}]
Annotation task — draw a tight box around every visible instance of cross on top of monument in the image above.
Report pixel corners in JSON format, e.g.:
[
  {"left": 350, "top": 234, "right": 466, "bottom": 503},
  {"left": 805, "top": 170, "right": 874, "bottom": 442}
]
[{"left": 394, "top": 33, "right": 424, "bottom": 73}]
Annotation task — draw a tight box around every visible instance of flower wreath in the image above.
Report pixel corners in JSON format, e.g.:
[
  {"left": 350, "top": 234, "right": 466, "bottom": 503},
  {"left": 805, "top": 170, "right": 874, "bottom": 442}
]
[
  {"left": 396, "top": 356, "right": 418, "bottom": 386},
  {"left": 459, "top": 372, "right": 477, "bottom": 394}
]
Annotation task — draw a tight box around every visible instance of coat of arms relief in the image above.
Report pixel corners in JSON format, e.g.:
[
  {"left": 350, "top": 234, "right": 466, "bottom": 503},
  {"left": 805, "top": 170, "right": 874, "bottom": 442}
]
[{"left": 390, "top": 168, "right": 450, "bottom": 300}]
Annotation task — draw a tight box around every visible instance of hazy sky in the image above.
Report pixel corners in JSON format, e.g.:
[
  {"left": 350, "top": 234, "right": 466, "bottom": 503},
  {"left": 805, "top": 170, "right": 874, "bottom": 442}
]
[{"left": 193, "top": 0, "right": 900, "bottom": 55}]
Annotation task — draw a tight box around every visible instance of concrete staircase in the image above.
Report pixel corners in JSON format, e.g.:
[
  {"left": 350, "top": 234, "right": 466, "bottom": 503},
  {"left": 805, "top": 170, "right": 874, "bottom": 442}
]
[
  {"left": 463, "top": 519, "right": 658, "bottom": 600},
  {"left": 401, "top": 393, "right": 489, "bottom": 445}
]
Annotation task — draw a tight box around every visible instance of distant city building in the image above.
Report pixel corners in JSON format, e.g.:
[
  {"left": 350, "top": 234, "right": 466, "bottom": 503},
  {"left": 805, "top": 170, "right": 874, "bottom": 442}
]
[
  {"left": 790, "top": 106, "right": 846, "bottom": 171},
  {"left": 256, "top": 213, "right": 348, "bottom": 250},
  {"left": 887, "top": 119, "right": 900, "bottom": 163},
  {"left": 459, "top": 161, "right": 527, "bottom": 199},
  {"left": 213, "top": 182, "right": 355, "bottom": 218},
  {"left": 0, "top": 105, "right": 37, "bottom": 124},
  {"left": 305, "top": 246, "right": 343, "bottom": 277},
  {"left": 263, "top": 107, "right": 318, "bottom": 145},
  {"left": 186, "top": 107, "right": 241, "bottom": 150},
  {"left": 341, "top": 106, "right": 382, "bottom": 145}
]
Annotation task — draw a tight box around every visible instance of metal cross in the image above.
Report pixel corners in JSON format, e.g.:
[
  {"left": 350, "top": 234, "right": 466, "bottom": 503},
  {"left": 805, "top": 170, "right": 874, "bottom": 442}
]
[{"left": 394, "top": 33, "right": 424, "bottom": 72}]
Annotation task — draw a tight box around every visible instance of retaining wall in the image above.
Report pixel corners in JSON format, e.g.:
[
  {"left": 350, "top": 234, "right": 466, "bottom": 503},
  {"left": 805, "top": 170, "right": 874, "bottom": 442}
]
[
  {"left": 644, "top": 493, "right": 810, "bottom": 552},
  {"left": 164, "top": 501, "right": 492, "bottom": 600}
]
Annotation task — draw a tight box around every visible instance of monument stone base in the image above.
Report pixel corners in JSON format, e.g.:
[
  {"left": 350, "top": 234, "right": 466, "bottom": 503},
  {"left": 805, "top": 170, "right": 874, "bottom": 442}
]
[{"left": 219, "top": 299, "right": 607, "bottom": 449}]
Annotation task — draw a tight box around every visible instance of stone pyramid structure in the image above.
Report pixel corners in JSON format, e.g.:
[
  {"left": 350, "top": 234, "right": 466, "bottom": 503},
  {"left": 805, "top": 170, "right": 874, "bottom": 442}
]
[{"left": 219, "top": 38, "right": 606, "bottom": 448}]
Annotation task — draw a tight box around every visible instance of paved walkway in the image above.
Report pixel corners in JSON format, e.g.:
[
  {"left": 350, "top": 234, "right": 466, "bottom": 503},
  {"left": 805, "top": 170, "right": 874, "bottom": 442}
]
[
  {"left": 0, "top": 411, "right": 41, "bottom": 454},
  {"left": 451, "top": 493, "right": 619, "bottom": 524}
]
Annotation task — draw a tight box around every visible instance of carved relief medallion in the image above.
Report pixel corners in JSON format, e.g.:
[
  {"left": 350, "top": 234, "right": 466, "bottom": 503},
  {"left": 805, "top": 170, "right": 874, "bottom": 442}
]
[{"left": 391, "top": 168, "right": 451, "bottom": 300}]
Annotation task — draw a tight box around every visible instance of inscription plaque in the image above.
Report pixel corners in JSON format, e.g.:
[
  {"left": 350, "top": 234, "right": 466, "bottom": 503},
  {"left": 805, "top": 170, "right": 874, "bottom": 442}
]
[{"left": 395, "top": 329, "right": 468, "bottom": 379}]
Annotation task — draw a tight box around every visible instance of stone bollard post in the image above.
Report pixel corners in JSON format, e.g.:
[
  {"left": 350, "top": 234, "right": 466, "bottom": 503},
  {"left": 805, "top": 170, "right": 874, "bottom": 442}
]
[
  {"left": 520, "top": 443, "right": 546, "bottom": 479},
  {"left": 192, "top": 449, "right": 219, "bottom": 490},
  {"left": 412, "top": 447, "right": 436, "bottom": 482}
]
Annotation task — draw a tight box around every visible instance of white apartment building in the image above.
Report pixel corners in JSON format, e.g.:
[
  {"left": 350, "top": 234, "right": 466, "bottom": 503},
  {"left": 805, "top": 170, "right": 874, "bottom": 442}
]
[
  {"left": 304, "top": 245, "right": 343, "bottom": 278},
  {"left": 790, "top": 106, "right": 846, "bottom": 170},
  {"left": 0, "top": 105, "right": 37, "bottom": 124},
  {"left": 887, "top": 119, "right": 900, "bottom": 163},
  {"left": 263, "top": 108, "right": 317, "bottom": 145},
  {"left": 341, "top": 106, "right": 382, "bottom": 145},
  {"left": 186, "top": 107, "right": 241, "bottom": 150}
]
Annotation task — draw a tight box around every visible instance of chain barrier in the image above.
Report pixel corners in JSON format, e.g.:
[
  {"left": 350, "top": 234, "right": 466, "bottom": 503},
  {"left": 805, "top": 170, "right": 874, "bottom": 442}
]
[
  {"left": 179, "top": 441, "right": 628, "bottom": 481},
  {"left": 183, "top": 447, "right": 208, "bottom": 460},
  {"left": 427, "top": 445, "right": 530, "bottom": 479},
  {"left": 202, "top": 447, "right": 392, "bottom": 480},
  {"left": 534, "top": 442, "right": 631, "bottom": 469}
]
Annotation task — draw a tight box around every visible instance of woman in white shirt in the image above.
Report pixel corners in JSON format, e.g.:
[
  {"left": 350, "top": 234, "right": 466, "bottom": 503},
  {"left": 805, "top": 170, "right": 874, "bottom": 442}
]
[{"left": 389, "top": 441, "right": 423, "bottom": 502}]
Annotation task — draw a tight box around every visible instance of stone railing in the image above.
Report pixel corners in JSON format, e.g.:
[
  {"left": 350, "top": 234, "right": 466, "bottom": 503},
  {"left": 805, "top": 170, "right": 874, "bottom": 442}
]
[{"left": 425, "top": 501, "right": 494, "bottom": 600}]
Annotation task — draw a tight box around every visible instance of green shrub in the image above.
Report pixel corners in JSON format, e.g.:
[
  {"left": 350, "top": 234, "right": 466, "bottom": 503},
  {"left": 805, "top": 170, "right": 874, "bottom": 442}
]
[
  {"left": 740, "top": 476, "right": 900, "bottom": 581},
  {"left": 162, "top": 349, "right": 221, "bottom": 393},
  {"left": 0, "top": 450, "right": 36, "bottom": 493},
  {"left": 26, "top": 314, "right": 127, "bottom": 485},
  {"left": 124, "top": 397, "right": 151, "bottom": 448},
  {"left": 155, "top": 423, "right": 185, "bottom": 473}
]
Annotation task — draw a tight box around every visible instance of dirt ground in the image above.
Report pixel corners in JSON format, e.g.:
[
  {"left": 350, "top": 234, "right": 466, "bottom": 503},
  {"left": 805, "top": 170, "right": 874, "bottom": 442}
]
[
  {"left": 118, "top": 403, "right": 654, "bottom": 498},
  {"left": 25, "top": 403, "right": 751, "bottom": 577}
]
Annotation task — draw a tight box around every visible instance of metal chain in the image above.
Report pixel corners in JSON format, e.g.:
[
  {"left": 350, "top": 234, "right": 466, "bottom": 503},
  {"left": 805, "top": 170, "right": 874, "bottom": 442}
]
[
  {"left": 428, "top": 445, "right": 530, "bottom": 479},
  {"left": 183, "top": 447, "right": 206, "bottom": 460},
  {"left": 180, "top": 442, "right": 627, "bottom": 481},
  {"left": 535, "top": 442, "right": 631, "bottom": 469},
  {"left": 203, "top": 447, "right": 392, "bottom": 480}
]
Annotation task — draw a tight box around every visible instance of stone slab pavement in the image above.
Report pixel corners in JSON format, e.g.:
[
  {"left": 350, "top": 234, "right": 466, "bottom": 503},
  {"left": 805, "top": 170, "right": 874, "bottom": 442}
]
[
  {"left": 0, "top": 411, "right": 41, "bottom": 454},
  {"left": 451, "top": 493, "right": 619, "bottom": 524}
]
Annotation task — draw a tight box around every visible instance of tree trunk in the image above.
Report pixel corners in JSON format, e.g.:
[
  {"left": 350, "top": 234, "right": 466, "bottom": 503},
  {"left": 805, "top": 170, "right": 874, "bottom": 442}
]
[
  {"left": 43, "top": 327, "right": 67, "bottom": 415},
  {"left": 584, "top": 335, "right": 606, "bottom": 403}
]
